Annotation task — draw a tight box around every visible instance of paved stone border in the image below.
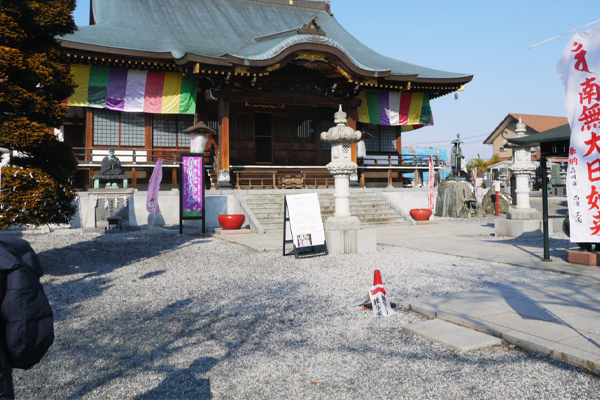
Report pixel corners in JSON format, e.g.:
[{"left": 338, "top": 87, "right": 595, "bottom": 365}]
[{"left": 403, "top": 300, "right": 600, "bottom": 375}]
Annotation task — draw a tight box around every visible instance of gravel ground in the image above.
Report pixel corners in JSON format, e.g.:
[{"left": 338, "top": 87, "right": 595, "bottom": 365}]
[{"left": 10, "top": 220, "right": 600, "bottom": 399}]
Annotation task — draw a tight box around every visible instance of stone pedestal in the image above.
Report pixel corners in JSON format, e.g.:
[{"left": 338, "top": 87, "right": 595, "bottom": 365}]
[
  {"left": 325, "top": 228, "right": 377, "bottom": 254},
  {"left": 495, "top": 218, "right": 552, "bottom": 238},
  {"left": 86, "top": 189, "right": 135, "bottom": 230}
]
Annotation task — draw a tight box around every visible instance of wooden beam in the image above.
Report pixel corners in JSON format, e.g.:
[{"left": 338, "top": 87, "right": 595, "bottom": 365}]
[{"left": 233, "top": 93, "right": 341, "bottom": 108}]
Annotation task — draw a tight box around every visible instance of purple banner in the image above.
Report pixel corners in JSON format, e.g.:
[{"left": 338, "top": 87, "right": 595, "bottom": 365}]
[
  {"left": 182, "top": 155, "right": 203, "bottom": 218},
  {"left": 146, "top": 159, "right": 164, "bottom": 214},
  {"left": 106, "top": 68, "right": 127, "bottom": 111}
]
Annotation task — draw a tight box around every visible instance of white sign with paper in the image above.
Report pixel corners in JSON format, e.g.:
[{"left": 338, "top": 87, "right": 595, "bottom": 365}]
[
  {"left": 285, "top": 193, "right": 325, "bottom": 248},
  {"left": 369, "top": 283, "right": 396, "bottom": 317}
]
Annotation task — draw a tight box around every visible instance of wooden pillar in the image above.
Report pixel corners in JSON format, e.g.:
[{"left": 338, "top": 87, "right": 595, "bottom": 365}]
[
  {"left": 414, "top": 169, "right": 419, "bottom": 186},
  {"left": 85, "top": 108, "right": 93, "bottom": 158},
  {"left": 346, "top": 101, "right": 358, "bottom": 163},
  {"left": 396, "top": 133, "right": 402, "bottom": 164},
  {"left": 88, "top": 168, "right": 95, "bottom": 190},
  {"left": 387, "top": 168, "right": 393, "bottom": 188},
  {"left": 218, "top": 97, "right": 230, "bottom": 185},
  {"left": 85, "top": 109, "right": 94, "bottom": 189},
  {"left": 132, "top": 168, "right": 137, "bottom": 189},
  {"left": 172, "top": 167, "right": 178, "bottom": 190}
]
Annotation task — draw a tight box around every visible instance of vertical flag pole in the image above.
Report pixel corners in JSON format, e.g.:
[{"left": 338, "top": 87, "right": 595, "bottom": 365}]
[{"left": 541, "top": 156, "right": 551, "bottom": 261}]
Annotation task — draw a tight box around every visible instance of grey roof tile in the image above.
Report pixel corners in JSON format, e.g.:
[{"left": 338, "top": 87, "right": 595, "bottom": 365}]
[{"left": 61, "top": 0, "right": 471, "bottom": 81}]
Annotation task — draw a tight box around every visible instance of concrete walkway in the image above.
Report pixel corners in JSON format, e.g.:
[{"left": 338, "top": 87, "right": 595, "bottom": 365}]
[{"left": 214, "top": 222, "right": 600, "bottom": 374}]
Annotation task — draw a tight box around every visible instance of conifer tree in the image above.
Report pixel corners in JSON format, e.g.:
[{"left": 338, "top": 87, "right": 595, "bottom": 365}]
[{"left": 0, "top": 0, "right": 77, "bottom": 228}]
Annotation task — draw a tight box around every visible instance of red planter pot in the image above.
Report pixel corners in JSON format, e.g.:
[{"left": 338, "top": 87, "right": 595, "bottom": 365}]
[
  {"left": 218, "top": 214, "right": 246, "bottom": 230},
  {"left": 410, "top": 208, "right": 432, "bottom": 221}
]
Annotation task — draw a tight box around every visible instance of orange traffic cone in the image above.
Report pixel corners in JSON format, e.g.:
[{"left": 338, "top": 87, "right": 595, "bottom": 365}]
[
  {"left": 356, "top": 270, "right": 397, "bottom": 311},
  {"left": 373, "top": 270, "right": 383, "bottom": 286}
]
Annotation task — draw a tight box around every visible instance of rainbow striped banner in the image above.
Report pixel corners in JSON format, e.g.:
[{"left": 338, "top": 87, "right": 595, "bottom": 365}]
[
  {"left": 356, "top": 91, "right": 432, "bottom": 131},
  {"left": 66, "top": 64, "right": 197, "bottom": 114}
]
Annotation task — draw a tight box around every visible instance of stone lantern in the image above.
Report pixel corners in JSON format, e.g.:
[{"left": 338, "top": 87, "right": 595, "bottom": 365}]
[
  {"left": 495, "top": 118, "right": 551, "bottom": 237},
  {"left": 320, "top": 105, "right": 362, "bottom": 230},
  {"left": 320, "top": 106, "right": 376, "bottom": 253},
  {"left": 508, "top": 118, "right": 537, "bottom": 218}
]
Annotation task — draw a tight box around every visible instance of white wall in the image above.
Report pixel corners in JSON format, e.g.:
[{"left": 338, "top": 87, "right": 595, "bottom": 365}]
[
  {"left": 71, "top": 189, "right": 247, "bottom": 231},
  {"left": 378, "top": 187, "right": 430, "bottom": 211}
]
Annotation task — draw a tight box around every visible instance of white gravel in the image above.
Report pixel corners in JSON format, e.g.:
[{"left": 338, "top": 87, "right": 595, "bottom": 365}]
[{"left": 10, "top": 224, "right": 599, "bottom": 399}]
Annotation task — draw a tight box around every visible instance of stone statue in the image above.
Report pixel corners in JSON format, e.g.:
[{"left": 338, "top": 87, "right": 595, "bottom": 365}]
[{"left": 99, "top": 148, "right": 124, "bottom": 176}]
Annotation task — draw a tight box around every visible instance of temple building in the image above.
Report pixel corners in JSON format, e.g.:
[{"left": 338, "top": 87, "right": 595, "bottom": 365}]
[{"left": 59, "top": 0, "right": 473, "bottom": 192}]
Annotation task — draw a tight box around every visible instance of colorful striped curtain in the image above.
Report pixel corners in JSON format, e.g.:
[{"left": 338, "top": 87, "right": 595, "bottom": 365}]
[
  {"left": 66, "top": 64, "right": 197, "bottom": 115},
  {"left": 356, "top": 91, "right": 433, "bottom": 131}
]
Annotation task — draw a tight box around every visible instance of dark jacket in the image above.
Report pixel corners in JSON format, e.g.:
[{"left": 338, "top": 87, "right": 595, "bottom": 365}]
[{"left": 0, "top": 238, "right": 54, "bottom": 370}]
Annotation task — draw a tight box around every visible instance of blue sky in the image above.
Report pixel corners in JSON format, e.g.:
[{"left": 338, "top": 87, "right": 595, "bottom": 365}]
[{"left": 72, "top": 0, "right": 600, "bottom": 161}]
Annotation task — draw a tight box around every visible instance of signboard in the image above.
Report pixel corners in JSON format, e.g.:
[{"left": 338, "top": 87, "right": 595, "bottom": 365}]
[
  {"left": 179, "top": 153, "right": 205, "bottom": 234},
  {"left": 557, "top": 25, "right": 600, "bottom": 242},
  {"left": 283, "top": 193, "right": 327, "bottom": 258},
  {"left": 369, "top": 282, "right": 396, "bottom": 318}
]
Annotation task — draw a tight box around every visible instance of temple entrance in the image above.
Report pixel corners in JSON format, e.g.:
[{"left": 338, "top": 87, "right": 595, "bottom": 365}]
[{"left": 255, "top": 113, "right": 273, "bottom": 163}]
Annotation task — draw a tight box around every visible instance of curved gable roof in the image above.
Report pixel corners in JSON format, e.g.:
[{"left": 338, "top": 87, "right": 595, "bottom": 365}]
[{"left": 60, "top": 0, "right": 472, "bottom": 83}]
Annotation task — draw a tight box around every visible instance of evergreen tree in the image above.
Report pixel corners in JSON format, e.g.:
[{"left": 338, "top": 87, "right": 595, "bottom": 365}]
[{"left": 0, "top": 0, "right": 77, "bottom": 228}]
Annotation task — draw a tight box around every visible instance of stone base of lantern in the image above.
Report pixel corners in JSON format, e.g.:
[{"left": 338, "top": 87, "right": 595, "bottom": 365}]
[
  {"left": 325, "top": 228, "right": 377, "bottom": 254},
  {"left": 324, "top": 216, "right": 361, "bottom": 231},
  {"left": 506, "top": 208, "right": 540, "bottom": 220},
  {"left": 495, "top": 218, "right": 552, "bottom": 238}
]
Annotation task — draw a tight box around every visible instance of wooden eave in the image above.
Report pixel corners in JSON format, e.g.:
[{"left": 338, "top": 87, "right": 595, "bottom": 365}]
[
  {"left": 62, "top": 40, "right": 470, "bottom": 102},
  {"left": 60, "top": 40, "right": 232, "bottom": 67},
  {"left": 224, "top": 43, "right": 393, "bottom": 79}
]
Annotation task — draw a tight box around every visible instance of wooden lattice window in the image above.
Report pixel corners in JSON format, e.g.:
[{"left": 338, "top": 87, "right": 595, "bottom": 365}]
[
  {"left": 153, "top": 114, "right": 194, "bottom": 148},
  {"left": 93, "top": 109, "right": 145, "bottom": 147},
  {"left": 358, "top": 123, "right": 400, "bottom": 154}
]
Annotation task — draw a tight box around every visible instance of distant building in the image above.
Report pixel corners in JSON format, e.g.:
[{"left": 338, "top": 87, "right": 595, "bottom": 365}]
[
  {"left": 401, "top": 146, "right": 449, "bottom": 181},
  {"left": 483, "top": 113, "right": 568, "bottom": 161}
]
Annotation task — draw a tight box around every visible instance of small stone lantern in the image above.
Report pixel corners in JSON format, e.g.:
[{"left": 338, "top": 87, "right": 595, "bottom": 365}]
[
  {"left": 495, "top": 118, "right": 550, "bottom": 237},
  {"left": 508, "top": 118, "right": 537, "bottom": 218}
]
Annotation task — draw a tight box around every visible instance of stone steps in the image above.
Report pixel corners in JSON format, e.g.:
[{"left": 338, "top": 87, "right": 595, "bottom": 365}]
[{"left": 241, "top": 191, "right": 410, "bottom": 233}]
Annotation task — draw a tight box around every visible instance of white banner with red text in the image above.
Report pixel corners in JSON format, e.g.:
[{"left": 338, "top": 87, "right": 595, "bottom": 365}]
[{"left": 557, "top": 25, "right": 600, "bottom": 242}]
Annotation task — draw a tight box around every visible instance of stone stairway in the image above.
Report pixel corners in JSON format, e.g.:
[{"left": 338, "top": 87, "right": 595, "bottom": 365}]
[{"left": 241, "top": 190, "right": 411, "bottom": 233}]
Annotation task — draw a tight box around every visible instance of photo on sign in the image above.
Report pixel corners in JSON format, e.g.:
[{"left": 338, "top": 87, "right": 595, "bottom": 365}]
[{"left": 297, "top": 233, "right": 313, "bottom": 248}]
